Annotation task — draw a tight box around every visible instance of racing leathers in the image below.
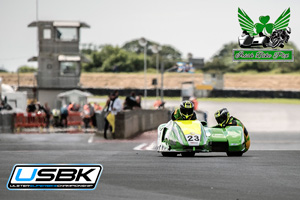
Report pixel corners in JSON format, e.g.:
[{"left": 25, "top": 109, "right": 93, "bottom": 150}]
[
  {"left": 171, "top": 108, "right": 197, "bottom": 120},
  {"left": 214, "top": 116, "right": 250, "bottom": 152}
]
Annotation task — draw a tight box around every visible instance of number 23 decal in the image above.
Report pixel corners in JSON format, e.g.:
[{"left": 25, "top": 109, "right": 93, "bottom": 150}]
[{"left": 187, "top": 135, "right": 200, "bottom": 141}]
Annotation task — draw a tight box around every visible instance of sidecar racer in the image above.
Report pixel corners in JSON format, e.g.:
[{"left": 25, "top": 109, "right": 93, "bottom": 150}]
[
  {"left": 238, "top": 31, "right": 270, "bottom": 48},
  {"left": 157, "top": 120, "right": 246, "bottom": 157}
]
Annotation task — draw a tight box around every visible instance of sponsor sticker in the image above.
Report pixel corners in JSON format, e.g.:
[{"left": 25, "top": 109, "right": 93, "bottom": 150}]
[
  {"left": 7, "top": 164, "right": 103, "bottom": 190},
  {"left": 185, "top": 133, "right": 201, "bottom": 146},
  {"left": 235, "top": 7, "right": 293, "bottom": 62}
]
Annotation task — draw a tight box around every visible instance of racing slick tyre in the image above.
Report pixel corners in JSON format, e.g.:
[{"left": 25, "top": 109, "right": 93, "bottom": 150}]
[
  {"left": 161, "top": 152, "right": 178, "bottom": 157},
  {"left": 181, "top": 152, "right": 196, "bottom": 157},
  {"left": 226, "top": 152, "right": 243, "bottom": 157}
]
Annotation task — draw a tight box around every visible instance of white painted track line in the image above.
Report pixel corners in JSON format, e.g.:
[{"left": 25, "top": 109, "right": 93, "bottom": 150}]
[
  {"left": 145, "top": 142, "right": 157, "bottom": 151},
  {"left": 133, "top": 143, "right": 148, "bottom": 150},
  {"left": 88, "top": 135, "right": 94, "bottom": 143}
]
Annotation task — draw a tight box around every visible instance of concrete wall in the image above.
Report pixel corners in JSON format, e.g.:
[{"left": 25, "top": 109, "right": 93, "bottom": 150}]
[
  {"left": 114, "top": 109, "right": 169, "bottom": 139},
  {"left": 38, "top": 89, "right": 67, "bottom": 110},
  {"left": 0, "top": 112, "right": 14, "bottom": 133}
]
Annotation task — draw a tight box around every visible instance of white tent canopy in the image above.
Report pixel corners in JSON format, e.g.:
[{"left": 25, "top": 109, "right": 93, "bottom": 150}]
[{"left": 57, "top": 89, "right": 92, "bottom": 107}]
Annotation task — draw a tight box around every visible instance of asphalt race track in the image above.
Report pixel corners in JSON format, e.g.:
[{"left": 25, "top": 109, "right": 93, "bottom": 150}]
[{"left": 0, "top": 130, "right": 300, "bottom": 200}]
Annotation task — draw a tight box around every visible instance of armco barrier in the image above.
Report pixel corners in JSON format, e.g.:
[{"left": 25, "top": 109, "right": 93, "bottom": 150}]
[{"left": 114, "top": 109, "right": 169, "bottom": 139}]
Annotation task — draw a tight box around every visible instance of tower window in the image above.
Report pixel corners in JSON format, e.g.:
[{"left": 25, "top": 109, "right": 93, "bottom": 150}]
[
  {"left": 60, "top": 62, "right": 79, "bottom": 76},
  {"left": 43, "top": 29, "right": 51, "bottom": 39},
  {"left": 56, "top": 27, "right": 78, "bottom": 41}
]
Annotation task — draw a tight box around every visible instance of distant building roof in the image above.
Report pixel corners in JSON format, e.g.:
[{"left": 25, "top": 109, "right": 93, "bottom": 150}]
[
  {"left": 57, "top": 89, "right": 92, "bottom": 98},
  {"left": 28, "top": 21, "right": 90, "bottom": 28},
  {"left": 1, "top": 84, "right": 15, "bottom": 93}
]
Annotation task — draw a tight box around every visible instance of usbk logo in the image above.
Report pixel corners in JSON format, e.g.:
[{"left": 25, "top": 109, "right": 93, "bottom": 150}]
[{"left": 7, "top": 164, "right": 103, "bottom": 190}]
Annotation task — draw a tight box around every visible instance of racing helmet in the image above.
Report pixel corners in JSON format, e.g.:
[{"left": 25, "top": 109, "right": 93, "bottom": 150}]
[
  {"left": 215, "top": 108, "right": 230, "bottom": 127},
  {"left": 180, "top": 100, "right": 194, "bottom": 119}
]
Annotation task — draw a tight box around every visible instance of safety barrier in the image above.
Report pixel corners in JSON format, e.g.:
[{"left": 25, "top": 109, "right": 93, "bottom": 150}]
[
  {"left": 14, "top": 112, "right": 46, "bottom": 128},
  {"left": 14, "top": 111, "right": 84, "bottom": 130},
  {"left": 67, "top": 112, "right": 83, "bottom": 126}
]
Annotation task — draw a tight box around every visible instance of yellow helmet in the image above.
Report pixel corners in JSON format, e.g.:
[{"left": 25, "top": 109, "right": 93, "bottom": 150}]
[
  {"left": 180, "top": 100, "right": 194, "bottom": 119},
  {"left": 215, "top": 108, "right": 230, "bottom": 127}
]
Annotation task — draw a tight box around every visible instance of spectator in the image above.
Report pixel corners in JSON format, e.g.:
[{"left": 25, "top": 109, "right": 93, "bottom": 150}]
[
  {"left": 114, "top": 90, "right": 120, "bottom": 99},
  {"left": 73, "top": 103, "right": 80, "bottom": 112},
  {"left": 153, "top": 99, "right": 161, "bottom": 109},
  {"left": 51, "top": 108, "right": 60, "bottom": 127},
  {"left": 123, "top": 91, "right": 137, "bottom": 110},
  {"left": 36, "top": 102, "right": 44, "bottom": 112},
  {"left": 0, "top": 99, "right": 12, "bottom": 111},
  {"left": 135, "top": 94, "right": 142, "bottom": 109},
  {"left": 153, "top": 99, "right": 165, "bottom": 109},
  {"left": 67, "top": 102, "right": 75, "bottom": 112},
  {"left": 26, "top": 100, "right": 36, "bottom": 113},
  {"left": 36, "top": 102, "right": 51, "bottom": 128},
  {"left": 103, "top": 93, "right": 112, "bottom": 112},
  {"left": 60, "top": 105, "right": 68, "bottom": 128},
  {"left": 44, "top": 103, "right": 51, "bottom": 128},
  {"left": 82, "top": 103, "right": 91, "bottom": 129},
  {"left": 104, "top": 90, "right": 122, "bottom": 139},
  {"left": 94, "top": 102, "right": 102, "bottom": 111},
  {"left": 89, "top": 103, "right": 96, "bottom": 127},
  {"left": 189, "top": 96, "right": 198, "bottom": 110}
]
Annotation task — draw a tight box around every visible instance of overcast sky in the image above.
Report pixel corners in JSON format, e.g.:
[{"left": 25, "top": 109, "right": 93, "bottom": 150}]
[{"left": 0, "top": 0, "right": 299, "bottom": 72}]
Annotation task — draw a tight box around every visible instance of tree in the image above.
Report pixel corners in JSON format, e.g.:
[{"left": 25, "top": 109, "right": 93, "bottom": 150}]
[
  {"left": 81, "top": 39, "right": 183, "bottom": 72},
  {"left": 18, "top": 66, "right": 37, "bottom": 73},
  {"left": 122, "top": 39, "right": 182, "bottom": 70},
  {"left": 0, "top": 66, "right": 7, "bottom": 73},
  {"left": 82, "top": 45, "right": 145, "bottom": 72},
  {"left": 203, "top": 58, "right": 229, "bottom": 73}
]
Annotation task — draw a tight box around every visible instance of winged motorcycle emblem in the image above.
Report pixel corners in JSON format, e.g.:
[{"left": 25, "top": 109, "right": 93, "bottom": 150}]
[{"left": 238, "top": 8, "right": 291, "bottom": 48}]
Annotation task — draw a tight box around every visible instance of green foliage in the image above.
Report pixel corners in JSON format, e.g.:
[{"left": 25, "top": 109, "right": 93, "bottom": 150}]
[
  {"left": 81, "top": 39, "right": 182, "bottom": 72},
  {"left": 82, "top": 45, "right": 145, "bottom": 72},
  {"left": 203, "top": 42, "right": 239, "bottom": 73},
  {"left": 122, "top": 39, "right": 182, "bottom": 70},
  {"left": 18, "top": 66, "right": 37, "bottom": 73},
  {"left": 0, "top": 67, "right": 7, "bottom": 72},
  {"left": 204, "top": 41, "right": 300, "bottom": 73},
  {"left": 203, "top": 58, "right": 230, "bottom": 73}
]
